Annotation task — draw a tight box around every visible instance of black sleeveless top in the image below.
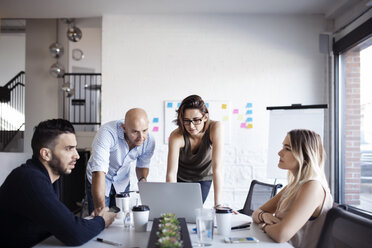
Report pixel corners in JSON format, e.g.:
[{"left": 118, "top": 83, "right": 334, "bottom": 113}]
[{"left": 177, "top": 122, "right": 213, "bottom": 181}]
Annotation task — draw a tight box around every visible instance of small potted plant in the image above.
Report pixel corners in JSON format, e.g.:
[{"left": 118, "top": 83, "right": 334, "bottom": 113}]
[{"left": 156, "top": 213, "right": 183, "bottom": 248}]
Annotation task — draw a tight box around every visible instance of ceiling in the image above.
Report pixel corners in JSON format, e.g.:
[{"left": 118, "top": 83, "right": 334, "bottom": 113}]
[{"left": 0, "top": 0, "right": 365, "bottom": 19}]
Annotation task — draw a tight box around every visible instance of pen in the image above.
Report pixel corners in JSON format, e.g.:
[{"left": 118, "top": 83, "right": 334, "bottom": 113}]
[
  {"left": 231, "top": 223, "right": 251, "bottom": 230},
  {"left": 96, "top": 238, "right": 122, "bottom": 246},
  {"left": 122, "top": 190, "right": 139, "bottom": 194}
]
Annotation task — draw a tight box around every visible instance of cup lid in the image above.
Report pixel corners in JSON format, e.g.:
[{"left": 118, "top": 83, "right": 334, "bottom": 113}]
[
  {"left": 132, "top": 205, "right": 150, "bottom": 211},
  {"left": 215, "top": 207, "right": 232, "bottom": 213}
]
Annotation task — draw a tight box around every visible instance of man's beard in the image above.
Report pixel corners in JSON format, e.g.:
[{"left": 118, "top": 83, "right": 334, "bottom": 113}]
[{"left": 48, "top": 152, "right": 70, "bottom": 176}]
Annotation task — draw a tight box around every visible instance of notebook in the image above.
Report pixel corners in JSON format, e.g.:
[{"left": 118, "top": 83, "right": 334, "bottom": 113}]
[{"left": 138, "top": 182, "right": 203, "bottom": 223}]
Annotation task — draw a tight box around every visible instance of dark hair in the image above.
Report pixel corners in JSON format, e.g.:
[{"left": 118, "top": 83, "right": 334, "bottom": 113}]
[
  {"left": 175, "top": 95, "right": 210, "bottom": 134},
  {"left": 31, "top": 119, "right": 75, "bottom": 158}
]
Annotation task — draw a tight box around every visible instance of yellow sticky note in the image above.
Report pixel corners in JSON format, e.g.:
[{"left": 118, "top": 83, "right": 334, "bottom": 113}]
[
  {"left": 222, "top": 104, "right": 227, "bottom": 109},
  {"left": 237, "top": 114, "right": 243, "bottom": 120},
  {"left": 223, "top": 116, "right": 229, "bottom": 121},
  {"left": 247, "top": 124, "right": 253, "bottom": 129}
]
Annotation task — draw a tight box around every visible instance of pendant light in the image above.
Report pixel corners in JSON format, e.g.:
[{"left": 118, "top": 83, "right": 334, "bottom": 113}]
[{"left": 49, "top": 19, "right": 65, "bottom": 78}]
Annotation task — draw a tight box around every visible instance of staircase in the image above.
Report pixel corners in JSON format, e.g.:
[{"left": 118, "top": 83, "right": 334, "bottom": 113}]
[{"left": 0, "top": 71, "right": 25, "bottom": 151}]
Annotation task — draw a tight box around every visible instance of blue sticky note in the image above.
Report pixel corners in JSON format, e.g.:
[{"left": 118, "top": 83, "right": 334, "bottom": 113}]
[
  {"left": 246, "top": 110, "right": 252, "bottom": 115},
  {"left": 167, "top": 102, "right": 173, "bottom": 108},
  {"left": 246, "top": 117, "right": 253, "bottom": 122},
  {"left": 153, "top": 118, "right": 159, "bottom": 123},
  {"left": 177, "top": 102, "right": 181, "bottom": 108},
  {"left": 206, "top": 102, "right": 209, "bottom": 108},
  {"left": 246, "top": 103, "right": 252, "bottom": 108}
]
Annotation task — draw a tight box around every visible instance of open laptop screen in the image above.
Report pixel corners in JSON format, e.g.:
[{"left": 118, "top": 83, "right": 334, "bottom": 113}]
[{"left": 138, "top": 182, "right": 203, "bottom": 223}]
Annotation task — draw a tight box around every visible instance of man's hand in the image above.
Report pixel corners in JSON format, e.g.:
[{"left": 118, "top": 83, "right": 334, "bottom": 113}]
[
  {"left": 96, "top": 207, "right": 116, "bottom": 228},
  {"left": 91, "top": 206, "right": 104, "bottom": 217}
]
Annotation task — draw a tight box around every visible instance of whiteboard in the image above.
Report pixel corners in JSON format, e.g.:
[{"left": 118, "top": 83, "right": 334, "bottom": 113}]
[
  {"left": 164, "top": 100, "right": 231, "bottom": 144},
  {"left": 267, "top": 108, "right": 325, "bottom": 179}
]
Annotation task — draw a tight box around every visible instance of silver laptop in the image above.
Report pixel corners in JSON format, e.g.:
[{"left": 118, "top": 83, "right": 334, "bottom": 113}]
[{"left": 138, "top": 182, "right": 203, "bottom": 223}]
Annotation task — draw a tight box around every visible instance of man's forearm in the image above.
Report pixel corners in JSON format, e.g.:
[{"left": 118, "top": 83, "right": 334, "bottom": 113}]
[
  {"left": 92, "top": 171, "right": 106, "bottom": 209},
  {"left": 136, "top": 167, "right": 149, "bottom": 181}
]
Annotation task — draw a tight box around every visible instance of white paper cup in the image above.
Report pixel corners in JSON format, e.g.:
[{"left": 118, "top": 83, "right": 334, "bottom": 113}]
[
  {"left": 132, "top": 205, "right": 150, "bottom": 232},
  {"left": 215, "top": 207, "right": 232, "bottom": 236},
  {"left": 115, "top": 193, "right": 130, "bottom": 219}
]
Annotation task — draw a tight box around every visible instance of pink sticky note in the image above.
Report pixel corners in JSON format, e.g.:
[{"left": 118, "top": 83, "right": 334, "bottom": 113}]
[
  {"left": 233, "top": 109, "right": 239, "bottom": 114},
  {"left": 240, "top": 123, "right": 246, "bottom": 128},
  {"left": 152, "top": 126, "right": 159, "bottom": 132}
]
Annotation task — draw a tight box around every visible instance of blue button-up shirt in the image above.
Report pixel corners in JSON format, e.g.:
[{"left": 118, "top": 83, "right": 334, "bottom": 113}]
[{"left": 86, "top": 120, "right": 155, "bottom": 196}]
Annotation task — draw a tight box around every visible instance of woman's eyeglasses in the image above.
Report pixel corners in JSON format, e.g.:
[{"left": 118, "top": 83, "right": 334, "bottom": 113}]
[{"left": 183, "top": 117, "right": 204, "bottom": 126}]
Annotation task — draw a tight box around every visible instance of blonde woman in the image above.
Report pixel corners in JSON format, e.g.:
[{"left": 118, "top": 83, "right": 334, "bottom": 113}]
[{"left": 252, "top": 129, "right": 333, "bottom": 248}]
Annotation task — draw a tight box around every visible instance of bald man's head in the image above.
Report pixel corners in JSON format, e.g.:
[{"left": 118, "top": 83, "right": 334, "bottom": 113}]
[{"left": 122, "top": 108, "right": 149, "bottom": 149}]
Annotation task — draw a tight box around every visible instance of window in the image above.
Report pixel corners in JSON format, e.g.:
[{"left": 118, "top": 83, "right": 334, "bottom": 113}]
[{"left": 334, "top": 17, "right": 372, "bottom": 214}]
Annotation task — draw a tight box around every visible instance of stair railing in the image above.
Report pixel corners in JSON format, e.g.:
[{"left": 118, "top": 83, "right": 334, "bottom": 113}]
[
  {"left": 0, "top": 71, "right": 25, "bottom": 151},
  {"left": 63, "top": 73, "right": 102, "bottom": 132}
]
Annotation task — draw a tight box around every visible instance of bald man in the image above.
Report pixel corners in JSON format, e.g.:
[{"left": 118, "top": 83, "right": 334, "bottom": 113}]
[{"left": 86, "top": 108, "right": 155, "bottom": 215}]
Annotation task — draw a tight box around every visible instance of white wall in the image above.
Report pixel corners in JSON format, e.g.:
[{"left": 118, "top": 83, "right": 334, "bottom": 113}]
[
  {"left": 102, "top": 14, "right": 329, "bottom": 208},
  {"left": 0, "top": 152, "right": 32, "bottom": 185},
  {"left": 0, "top": 33, "right": 25, "bottom": 86},
  {"left": 24, "top": 19, "right": 59, "bottom": 152},
  {"left": 68, "top": 18, "right": 102, "bottom": 73}
]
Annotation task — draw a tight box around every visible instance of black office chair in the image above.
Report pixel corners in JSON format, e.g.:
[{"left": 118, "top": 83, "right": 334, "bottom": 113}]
[
  {"left": 238, "top": 179, "right": 282, "bottom": 216},
  {"left": 316, "top": 206, "right": 372, "bottom": 248}
]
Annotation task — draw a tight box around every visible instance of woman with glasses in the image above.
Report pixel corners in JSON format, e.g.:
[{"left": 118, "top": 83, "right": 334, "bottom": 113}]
[{"left": 166, "top": 95, "right": 224, "bottom": 207}]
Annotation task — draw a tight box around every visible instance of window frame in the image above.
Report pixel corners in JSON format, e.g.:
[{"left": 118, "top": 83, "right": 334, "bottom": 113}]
[{"left": 333, "top": 17, "right": 372, "bottom": 215}]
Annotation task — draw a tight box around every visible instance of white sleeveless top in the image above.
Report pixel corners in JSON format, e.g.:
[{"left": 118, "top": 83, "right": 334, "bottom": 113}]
[{"left": 275, "top": 180, "right": 333, "bottom": 248}]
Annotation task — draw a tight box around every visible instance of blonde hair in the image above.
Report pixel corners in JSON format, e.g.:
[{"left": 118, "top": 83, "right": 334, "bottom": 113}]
[{"left": 277, "top": 129, "right": 328, "bottom": 212}]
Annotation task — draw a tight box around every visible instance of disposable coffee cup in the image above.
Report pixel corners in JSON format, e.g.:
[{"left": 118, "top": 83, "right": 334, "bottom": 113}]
[
  {"left": 115, "top": 193, "right": 130, "bottom": 219},
  {"left": 132, "top": 205, "right": 150, "bottom": 232},
  {"left": 215, "top": 207, "right": 233, "bottom": 236}
]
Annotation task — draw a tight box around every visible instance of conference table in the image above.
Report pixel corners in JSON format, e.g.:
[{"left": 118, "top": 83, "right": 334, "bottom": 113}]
[{"left": 36, "top": 213, "right": 293, "bottom": 247}]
